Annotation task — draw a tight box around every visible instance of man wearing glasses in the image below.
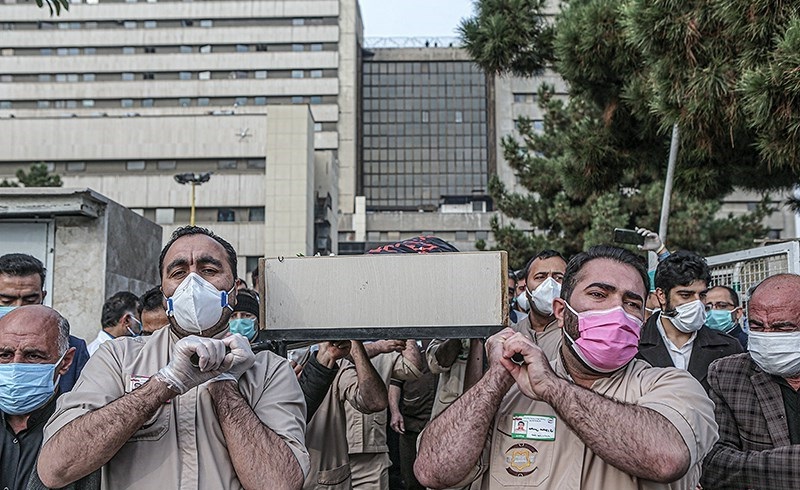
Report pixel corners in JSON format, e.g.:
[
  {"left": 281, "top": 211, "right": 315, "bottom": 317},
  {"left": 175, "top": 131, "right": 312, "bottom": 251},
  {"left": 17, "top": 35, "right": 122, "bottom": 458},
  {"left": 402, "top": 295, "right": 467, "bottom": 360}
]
[
  {"left": 704, "top": 285, "right": 748, "bottom": 349},
  {"left": 702, "top": 274, "right": 800, "bottom": 489}
]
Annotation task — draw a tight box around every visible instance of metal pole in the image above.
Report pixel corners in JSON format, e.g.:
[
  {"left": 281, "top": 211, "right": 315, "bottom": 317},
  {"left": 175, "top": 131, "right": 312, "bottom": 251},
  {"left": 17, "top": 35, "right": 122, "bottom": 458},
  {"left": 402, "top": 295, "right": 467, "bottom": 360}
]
[
  {"left": 190, "top": 182, "right": 196, "bottom": 226},
  {"left": 659, "top": 123, "right": 680, "bottom": 242}
]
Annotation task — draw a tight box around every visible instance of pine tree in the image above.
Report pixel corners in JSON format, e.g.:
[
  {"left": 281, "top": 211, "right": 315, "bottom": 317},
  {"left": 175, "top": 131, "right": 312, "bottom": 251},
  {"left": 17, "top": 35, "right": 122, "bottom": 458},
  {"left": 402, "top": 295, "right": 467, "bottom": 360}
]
[
  {"left": 461, "top": 0, "right": 795, "bottom": 268},
  {"left": 0, "top": 163, "right": 63, "bottom": 188}
]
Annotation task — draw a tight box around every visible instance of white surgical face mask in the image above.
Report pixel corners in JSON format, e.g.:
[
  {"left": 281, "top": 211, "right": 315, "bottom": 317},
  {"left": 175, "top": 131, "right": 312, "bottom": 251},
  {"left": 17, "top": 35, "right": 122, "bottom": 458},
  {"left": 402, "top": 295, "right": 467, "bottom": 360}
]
[
  {"left": 530, "top": 277, "right": 561, "bottom": 316},
  {"left": 515, "top": 291, "right": 530, "bottom": 312},
  {"left": 748, "top": 331, "right": 800, "bottom": 377},
  {"left": 166, "top": 273, "right": 233, "bottom": 335},
  {"left": 665, "top": 299, "right": 706, "bottom": 333}
]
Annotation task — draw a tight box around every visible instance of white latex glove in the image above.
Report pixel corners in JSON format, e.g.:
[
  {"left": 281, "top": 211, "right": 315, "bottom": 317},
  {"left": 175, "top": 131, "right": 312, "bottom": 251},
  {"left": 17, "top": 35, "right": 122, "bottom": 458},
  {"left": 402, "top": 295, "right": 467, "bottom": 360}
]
[
  {"left": 210, "top": 334, "right": 256, "bottom": 383},
  {"left": 635, "top": 227, "right": 665, "bottom": 252},
  {"left": 154, "top": 335, "right": 233, "bottom": 394}
]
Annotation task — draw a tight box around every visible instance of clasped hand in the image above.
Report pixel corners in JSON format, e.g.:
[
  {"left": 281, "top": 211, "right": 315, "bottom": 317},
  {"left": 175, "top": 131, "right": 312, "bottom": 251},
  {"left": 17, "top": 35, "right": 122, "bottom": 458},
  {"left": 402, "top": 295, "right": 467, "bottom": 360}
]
[
  {"left": 155, "top": 334, "right": 255, "bottom": 394},
  {"left": 487, "top": 328, "right": 558, "bottom": 400}
]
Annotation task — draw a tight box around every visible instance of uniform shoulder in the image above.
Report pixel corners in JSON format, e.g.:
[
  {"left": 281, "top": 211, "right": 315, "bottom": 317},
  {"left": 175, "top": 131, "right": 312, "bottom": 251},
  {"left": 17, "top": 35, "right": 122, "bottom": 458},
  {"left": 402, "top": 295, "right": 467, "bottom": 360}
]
[{"left": 702, "top": 327, "right": 744, "bottom": 350}]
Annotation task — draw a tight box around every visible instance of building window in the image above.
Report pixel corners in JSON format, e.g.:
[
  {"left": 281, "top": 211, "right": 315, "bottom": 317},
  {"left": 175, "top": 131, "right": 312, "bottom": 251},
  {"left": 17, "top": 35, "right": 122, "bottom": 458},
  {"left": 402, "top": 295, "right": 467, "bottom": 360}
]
[
  {"left": 292, "top": 18, "right": 305, "bottom": 26},
  {"left": 122, "top": 47, "right": 135, "bottom": 54},
  {"left": 218, "top": 160, "right": 237, "bottom": 169},
  {"left": 247, "top": 159, "right": 266, "bottom": 169},
  {"left": 40, "top": 48, "right": 52, "bottom": 55},
  {"left": 248, "top": 207, "right": 265, "bottom": 221},
  {"left": 234, "top": 97, "right": 247, "bottom": 107},
  {"left": 84, "top": 47, "right": 96, "bottom": 55},
  {"left": 198, "top": 71, "right": 210, "bottom": 80},
  {"left": 199, "top": 19, "right": 213, "bottom": 28},
  {"left": 66, "top": 74, "right": 79, "bottom": 82},
  {"left": 230, "top": 71, "right": 247, "bottom": 79},
  {"left": 217, "top": 209, "right": 236, "bottom": 222},
  {"left": 144, "top": 47, "right": 156, "bottom": 54},
  {"left": 82, "top": 99, "right": 95, "bottom": 107},
  {"left": 291, "top": 70, "right": 304, "bottom": 79},
  {"left": 82, "top": 73, "right": 95, "bottom": 82},
  {"left": 314, "top": 122, "right": 322, "bottom": 132},
  {"left": 292, "top": 44, "right": 304, "bottom": 52},
  {"left": 310, "top": 96, "right": 322, "bottom": 104},
  {"left": 180, "top": 45, "right": 192, "bottom": 53},
  {"left": 126, "top": 160, "right": 146, "bottom": 171},
  {"left": 455, "top": 111, "right": 463, "bottom": 123},
  {"left": 65, "top": 100, "right": 78, "bottom": 109},
  {"left": 198, "top": 98, "right": 210, "bottom": 106},
  {"left": 144, "top": 20, "right": 157, "bottom": 28},
  {"left": 181, "top": 20, "right": 194, "bottom": 27},
  {"left": 200, "top": 45, "right": 212, "bottom": 54},
  {"left": 121, "top": 99, "right": 134, "bottom": 108},
  {"left": 179, "top": 98, "right": 191, "bottom": 107},
  {"left": 255, "top": 70, "right": 267, "bottom": 79},
  {"left": 179, "top": 71, "right": 191, "bottom": 80},
  {"left": 291, "top": 96, "right": 303, "bottom": 104},
  {"left": 37, "top": 101, "right": 50, "bottom": 108},
  {"left": 155, "top": 208, "right": 175, "bottom": 224},
  {"left": 254, "top": 96, "right": 266, "bottom": 105},
  {"left": 236, "top": 44, "right": 249, "bottom": 53},
  {"left": 38, "top": 74, "right": 51, "bottom": 82},
  {"left": 157, "top": 160, "right": 176, "bottom": 170},
  {"left": 124, "top": 21, "right": 137, "bottom": 29},
  {"left": 256, "top": 43, "right": 268, "bottom": 52},
  {"left": 55, "top": 74, "right": 67, "bottom": 82},
  {"left": 121, "top": 72, "right": 135, "bottom": 81},
  {"left": 142, "top": 98, "right": 154, "bottom": 107},
  {"left": 66, "top": 162, "right": 86, "bottom": 172},
  {"left": 310, "top": 43, "right": 322, "bottom": 52},
  {"left": 532, "top": 120, "right": 545, "bottom": 133},
  {"left": 310, "top": 70, "right": 322, "bottom": 78},
  {"left": 143, "top": 72, "right": 155, "bottom": 80}
]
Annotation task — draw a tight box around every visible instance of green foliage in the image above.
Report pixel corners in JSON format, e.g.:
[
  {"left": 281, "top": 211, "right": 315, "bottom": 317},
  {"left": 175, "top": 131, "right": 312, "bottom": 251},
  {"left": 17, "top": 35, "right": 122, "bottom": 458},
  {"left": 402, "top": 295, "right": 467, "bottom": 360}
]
[
  {"left": 461, "top": 0, "right": 783, "bottom": 268},
  {"left": 458, "top": 0, "right": 555, "bottom": 76},
  {"left": 33, "top": 0, "right": 69, "bottom": 16},
  {"left": 0, "top": 163, "right": 63, "bottom": 188}
]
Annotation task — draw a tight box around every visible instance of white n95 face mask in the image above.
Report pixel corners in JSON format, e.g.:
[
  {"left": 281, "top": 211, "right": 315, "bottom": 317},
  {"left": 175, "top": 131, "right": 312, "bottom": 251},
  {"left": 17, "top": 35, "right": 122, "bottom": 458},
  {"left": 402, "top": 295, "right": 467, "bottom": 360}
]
[
  {"left": 166, "top": 273, "right": 233, "bottom": 334},
  {"left": 530, "top": 277, "right": 561, "bottom": 316},
  {"left": 748, "top": 331, "right": 800, "bottom": 377},
  {"left": 665, "top": 299, "right": 706, "bottom": 333}
]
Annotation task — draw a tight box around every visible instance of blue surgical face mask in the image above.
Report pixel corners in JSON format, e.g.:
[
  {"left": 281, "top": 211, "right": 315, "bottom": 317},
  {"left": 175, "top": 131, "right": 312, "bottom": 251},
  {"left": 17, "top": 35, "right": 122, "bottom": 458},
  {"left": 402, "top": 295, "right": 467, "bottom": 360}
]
[
  {"left": 0, "top": 353, "right": 64, "bottom": 415},
  {"left": 229, "top": 318, "right": 257, "bottom": 341},
  {"left": 706, "top": 309, "right": 736, "bottom": 333},
  {"left": 0, "top": 306, "right": 16, "bottom": 319}
]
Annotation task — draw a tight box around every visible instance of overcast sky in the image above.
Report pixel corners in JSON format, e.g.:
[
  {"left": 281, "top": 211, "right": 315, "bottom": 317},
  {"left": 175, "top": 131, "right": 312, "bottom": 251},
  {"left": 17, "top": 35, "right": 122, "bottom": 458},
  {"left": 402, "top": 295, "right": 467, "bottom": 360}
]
[{"left": 359, "top": 0, "right": 474, "bottom": 38}]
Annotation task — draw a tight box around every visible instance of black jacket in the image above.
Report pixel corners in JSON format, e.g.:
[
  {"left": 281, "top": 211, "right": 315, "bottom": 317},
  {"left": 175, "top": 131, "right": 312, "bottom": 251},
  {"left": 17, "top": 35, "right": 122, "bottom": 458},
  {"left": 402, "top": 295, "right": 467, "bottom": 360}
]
[{"left": 637, "top": 312, "right": 743, "bottom": 392}]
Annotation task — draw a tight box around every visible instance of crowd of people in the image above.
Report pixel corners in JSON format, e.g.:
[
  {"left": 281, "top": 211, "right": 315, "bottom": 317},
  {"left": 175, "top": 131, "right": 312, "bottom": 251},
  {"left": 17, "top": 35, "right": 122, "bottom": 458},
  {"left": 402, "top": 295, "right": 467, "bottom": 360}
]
[{"left": 1, "top": 225, "right": 798, "bottom": 490}]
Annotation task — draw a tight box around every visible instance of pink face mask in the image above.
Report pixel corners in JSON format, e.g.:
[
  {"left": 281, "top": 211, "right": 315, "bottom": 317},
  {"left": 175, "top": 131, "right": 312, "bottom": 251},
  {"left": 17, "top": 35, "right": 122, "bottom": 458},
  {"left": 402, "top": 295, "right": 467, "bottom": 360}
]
[{"left": 563, "top": 302, "right": 643, "bottom": 373}]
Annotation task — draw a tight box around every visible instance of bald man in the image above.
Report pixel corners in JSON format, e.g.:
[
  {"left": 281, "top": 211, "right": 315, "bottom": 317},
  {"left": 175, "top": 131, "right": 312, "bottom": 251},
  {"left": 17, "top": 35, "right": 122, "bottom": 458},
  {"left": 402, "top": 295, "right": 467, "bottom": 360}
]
[
  {"left": 702, "top": 274, "right": 800, "bottom": 489},
  {"left": 0, "top": 306, "right": 75, "bottom": 490}
]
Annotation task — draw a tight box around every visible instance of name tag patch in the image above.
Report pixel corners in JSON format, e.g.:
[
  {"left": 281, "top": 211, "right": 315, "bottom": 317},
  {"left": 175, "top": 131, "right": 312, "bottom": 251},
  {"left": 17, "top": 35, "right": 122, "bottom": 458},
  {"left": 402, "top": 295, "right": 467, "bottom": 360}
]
[
  {"left": 128, "top": 374, "right": 150, "bottom": 392},
  {"left": 511, "top": 413, "right": 556, "bottom": 440}
]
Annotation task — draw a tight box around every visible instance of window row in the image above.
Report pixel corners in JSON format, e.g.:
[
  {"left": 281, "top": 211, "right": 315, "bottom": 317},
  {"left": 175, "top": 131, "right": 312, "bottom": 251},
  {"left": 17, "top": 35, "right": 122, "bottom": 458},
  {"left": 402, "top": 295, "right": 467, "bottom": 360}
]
[
  {"left": 362, "top": 174, "right": 487, "bottom": 187},
  {"left": 364, "top": 62, "right": 482, "bottom": 75},
  {"left": 143, "top": 207, "right": 266, "bottom": 226},
  {"left": 363, "top": 135, "right": 487, "bottom": 150},
  {"left": 1, "top": 16, "right": 335, "bottom": 32},
  {"left": 363, "top": 99, "right": 485, "bottom": 112},
  {"left": 363, "top": 148, "right": 487, "bottom": 163},
  {"left": 1, "top": 95, "right": 337, "bottom": 110},
  {"left": 36, "top": 158, "right": 266, "bottom": 174},
  {"left": 363, "top": 74, "right": 485, "bottom": 87},
  {"left": 363, "top": 85, "right": 486, "bottom": 98},
  {"left": 5, "top": 43, "right": 331, "bottom": 57},
  {"left": 2, "top": 69, "right": 331, "bottom": 83}
]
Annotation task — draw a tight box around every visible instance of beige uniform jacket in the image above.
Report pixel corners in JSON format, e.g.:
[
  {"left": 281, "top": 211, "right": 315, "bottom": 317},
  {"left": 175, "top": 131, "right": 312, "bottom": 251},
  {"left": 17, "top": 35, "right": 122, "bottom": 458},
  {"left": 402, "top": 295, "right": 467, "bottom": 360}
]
[
  {"left": 511, "top": 317, "right": 561, "bottom": 361},
  {"left": 346, "top": 351, "right": 422, "bottom": 454},
  {"left": 42, "top": 327, "right": 309, "bottom": 490},
  {"left": 303, "top": 359, "right": 375, "bottom": 490},
  {"left": 469, "top": 358, "right": 718, "bottom": 489},
  {"left": 427, "top": 339, "right": 470, "bottom": 419}
]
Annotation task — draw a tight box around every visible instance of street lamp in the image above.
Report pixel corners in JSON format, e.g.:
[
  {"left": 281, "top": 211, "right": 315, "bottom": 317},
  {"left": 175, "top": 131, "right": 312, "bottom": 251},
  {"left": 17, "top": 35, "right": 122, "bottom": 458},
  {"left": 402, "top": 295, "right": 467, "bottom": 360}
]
[{"left": 174, "top": 172, "right": 212, "bottom": 226}]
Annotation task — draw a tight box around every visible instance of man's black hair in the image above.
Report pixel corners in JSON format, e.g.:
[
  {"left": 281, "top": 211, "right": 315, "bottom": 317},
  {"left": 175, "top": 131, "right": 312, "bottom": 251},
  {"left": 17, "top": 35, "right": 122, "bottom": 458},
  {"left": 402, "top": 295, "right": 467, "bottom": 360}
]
[
  {"left": 158, "top": 226, "right": 238, "bottom": 279},
  {"left": 101, "top": 291, "right": 140, "bottom": 329},
  {"left": 522, "top": 249, "right": 566, "bottom": 279},
  {"left": 709, "top": 284, "right": 740, "bottom": 308},
  {"left": 138, "top": 286, "right": 164, "bottom": 316},
  {"left": 654, "top": 250, "right": 711, "bottom": 294},
  {"left": 0, "top": 253, "right": 45, "bottom": 288},
  {"left": 560, "top": 245, "right": 649, "bottom": 302}
]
